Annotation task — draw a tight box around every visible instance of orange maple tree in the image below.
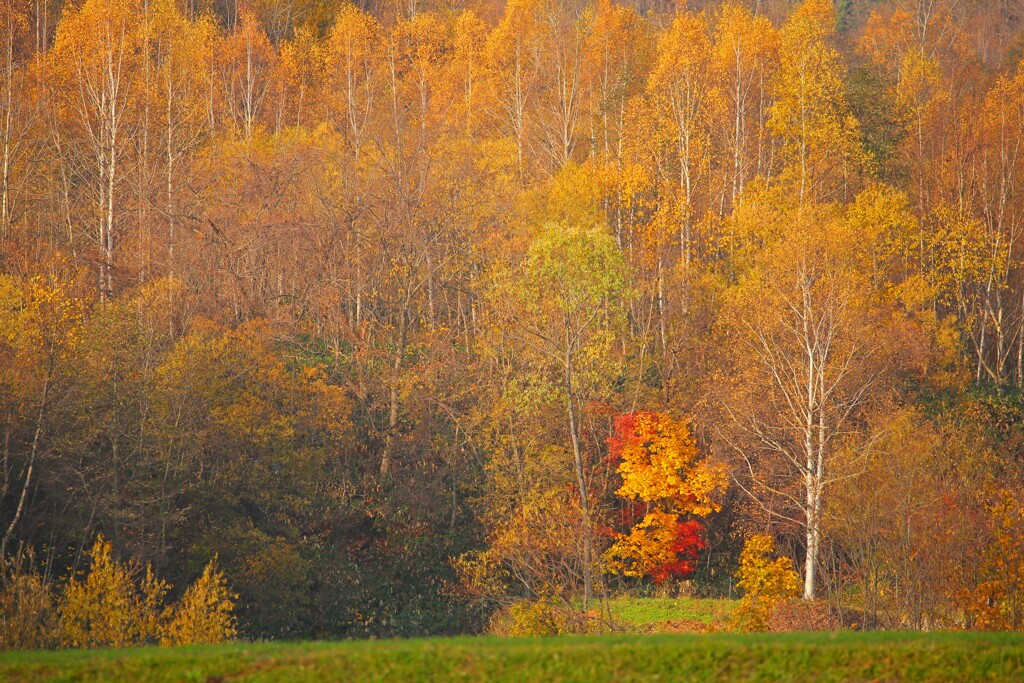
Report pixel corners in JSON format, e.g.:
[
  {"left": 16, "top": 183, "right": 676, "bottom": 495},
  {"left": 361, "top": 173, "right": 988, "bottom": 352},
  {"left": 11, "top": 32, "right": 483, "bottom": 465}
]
[{"left": 603, "top": 411, "right": 727, "bottom": 582}]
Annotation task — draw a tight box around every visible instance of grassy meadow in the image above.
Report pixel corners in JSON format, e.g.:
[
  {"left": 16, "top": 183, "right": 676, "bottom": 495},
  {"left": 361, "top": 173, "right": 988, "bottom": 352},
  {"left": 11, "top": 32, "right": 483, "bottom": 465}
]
[
  {"left": 607, "top": 596, "right": 739, "bottom": 632},
  {"left": 1, "top": 631, "right": 1022, "bottom": 683}
]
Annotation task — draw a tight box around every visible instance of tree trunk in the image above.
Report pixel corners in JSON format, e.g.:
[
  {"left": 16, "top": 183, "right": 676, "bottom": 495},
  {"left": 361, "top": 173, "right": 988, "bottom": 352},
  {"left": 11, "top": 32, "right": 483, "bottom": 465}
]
[
  {"left": 2, "top": 377, "right": 48, "bottom": 558},
  {"left": 380, "top": 309, "right": 407, "bottom": 479},
  {"left": 565, "top": 321, "right": 592, "bottom": 608}
]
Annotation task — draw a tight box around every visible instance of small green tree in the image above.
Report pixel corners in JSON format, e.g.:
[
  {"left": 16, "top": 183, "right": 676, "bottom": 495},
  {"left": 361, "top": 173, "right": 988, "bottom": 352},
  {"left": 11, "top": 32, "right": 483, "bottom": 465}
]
[
  {"left": 732, "top": 534, "right": 800, "bottom": 632},
  {"left": 487, "top": 221, "right": 628, "bottom": 609}
]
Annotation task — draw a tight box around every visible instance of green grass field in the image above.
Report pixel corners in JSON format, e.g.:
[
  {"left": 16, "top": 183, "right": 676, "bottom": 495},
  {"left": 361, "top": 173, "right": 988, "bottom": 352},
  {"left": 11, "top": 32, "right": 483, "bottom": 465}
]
[
  {"left": 607, "top": 596, "right": 738, "bottom": 632},
  {"left": 1, "top": 632, "right": 1023, "bottom": 683}
]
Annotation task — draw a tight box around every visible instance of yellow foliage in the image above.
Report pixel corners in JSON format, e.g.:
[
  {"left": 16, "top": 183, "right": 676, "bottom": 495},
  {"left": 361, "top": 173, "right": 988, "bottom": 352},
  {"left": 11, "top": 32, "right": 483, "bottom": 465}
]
[
  {"left": 545, "top": 161, "right": 605, "bottom": 224},
  {"left": 163, "top": 557, "right": 237, "bottom": 645},
  {"left": 0, "top": 552, "right": 55, "bottom": 650},
  {"left": 732, "top": 534, "right": 800, "bottom": 632},
  {"left": 604, "top": 412, "right": 726, "bottom": 583},
  {"left": 461, "top": 490, "right": 581, "bottom": 591},
  {"left": 0, "top": 272, "right": 84, "bottom": 377},
  {"left": 604, "top": 511, "right": 683, "bottom": 579},
  {"left": 2, "top": 536, "right": 239, "bottom": 649},
  {"left": 58, "top": 536, "right": 169, "bottom": 648},
  {"left": 769, "top": 0, "right": 863, "bottom": 203},
  {"left": 614, "top": 412, "right": 727, "bottom": 515},
  {"left": 488, "top": 597, "right": 563, "bottom": 637},
  {"left": 50, "top": 536, "right": 240, "bottom": 648}
]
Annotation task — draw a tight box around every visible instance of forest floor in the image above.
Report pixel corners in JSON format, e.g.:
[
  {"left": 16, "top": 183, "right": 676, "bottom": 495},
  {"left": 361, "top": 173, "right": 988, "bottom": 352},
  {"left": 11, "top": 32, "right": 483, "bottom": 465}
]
[{"left": 2, "top": 631, "right": 1023, "bottom": 682}]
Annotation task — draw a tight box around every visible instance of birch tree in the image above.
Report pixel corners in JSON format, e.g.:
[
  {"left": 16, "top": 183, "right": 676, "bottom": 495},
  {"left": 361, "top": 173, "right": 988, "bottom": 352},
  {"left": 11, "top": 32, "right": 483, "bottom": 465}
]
[
  {"left": 0, "top": 0, "right": 35, "bottom": 240},
  {"left": 486, "top": 0, "right": 543, "bottom": 176},
  {"left": 769, "top": 0, "right": 861, "bottom": 206},
  {"left": 724, "top": 204, "right": 883, "bottom": 600},
  {"left": 648, "top": 10, "right": 717, "bottom": 273},
  {"left": 49, "top": 0, "right": 145, "bottom": 299},
  {"left": 713, "top": 2, "right": 778, "bottom": 208}
]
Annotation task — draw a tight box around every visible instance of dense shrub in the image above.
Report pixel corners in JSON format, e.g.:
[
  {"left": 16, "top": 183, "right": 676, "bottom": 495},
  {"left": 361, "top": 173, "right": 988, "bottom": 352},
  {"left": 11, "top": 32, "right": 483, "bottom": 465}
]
[
  {"left": 0, "top": 551, "right": 54, "bottom": 650},
  {"left": 163, "top": 557, "right": 237, "bottom": 646},
  {"left": 0, "top": 537, "right": 236, "bottom": 650},
  {"left": 731, "top": 535, "right": 800, "bottom": 632},
  {"left": 59, "top": 537, "right": 168, "bottom": 648}
]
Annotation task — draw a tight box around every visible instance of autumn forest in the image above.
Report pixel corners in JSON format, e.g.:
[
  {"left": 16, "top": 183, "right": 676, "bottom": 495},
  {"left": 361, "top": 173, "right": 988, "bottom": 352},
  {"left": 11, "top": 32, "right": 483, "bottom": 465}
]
[{"left": 1, "top": 0, "right": 1024, "bottom": 644}]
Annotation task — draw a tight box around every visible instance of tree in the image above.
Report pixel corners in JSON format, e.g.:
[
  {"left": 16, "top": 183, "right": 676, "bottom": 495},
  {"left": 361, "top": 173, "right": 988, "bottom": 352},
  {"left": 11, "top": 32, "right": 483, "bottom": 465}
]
[
  {"left": 534, "top": 0, "right": 590, "bottom": 171},
  {"left": 713, "top": 2, "right": 778, "bottom": 207},
  {"left": 768, "top": 0, "right": 862, "bottom": 205},
  {"left": 216, "top": 11, "right": 276, "bottom": 140},
  {"left": 603, "top": 411, "right": 727, "bottom": 583},
  {"left": 826, "top": 408, "right": 956, "bottom": 628},
  {"left": 278, "top": 25, "right": 324, "bottom": 130},
  {"left": 0, "top": 549, "right": 54, "bottom": 649},
  {"left": 149, "top": 0, "right": 214, "bottom": 278},
  {"left": 489, "top": 221, "right": 627, "bottom": 607},
  {"left": 584, "top": 0, "right": 649, "bottom": 168},
  {"left": 447, "top": 11, "right": 487, "bottom": 138},
  {"left": 723, "top": 201, "right": 890, "bottom": 600},
  {"left": 324, "top": 3, "right": 380, "bottom": 154},
  {"left": 0, "top": 269, "right": 84, "bottom": 558},
  {"left": 648, "top": 10, "right": 717, "bottom": 273},
  {"left": 486, "top": 0, "right": 543, "bottom": 175},
  {"left": 48, "top": 0, "right": 146, "bottom": 298},
  {"left": 58, "top": 535, "right": 168, "bottom": 648},
  {"left": 974, "top": 487, "right": 1024, "bottom": 630},
  {"left": 0, "top": 0, "right": 36, "bottom": 240},
  {"left": 162, "top": 555, "right": 236, "bottom": 645},
  {"left": 954, "top": 64, "right": 1024, "bottom": 389},
  {"left": 399, "top": 12, "right": 449, "bottom": 139},
  {"left": 858, "top": 2, "right": 970, "bottom": 226},
  {"left": 731, "top": 534, "right": 800, "bottom": 631}
]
